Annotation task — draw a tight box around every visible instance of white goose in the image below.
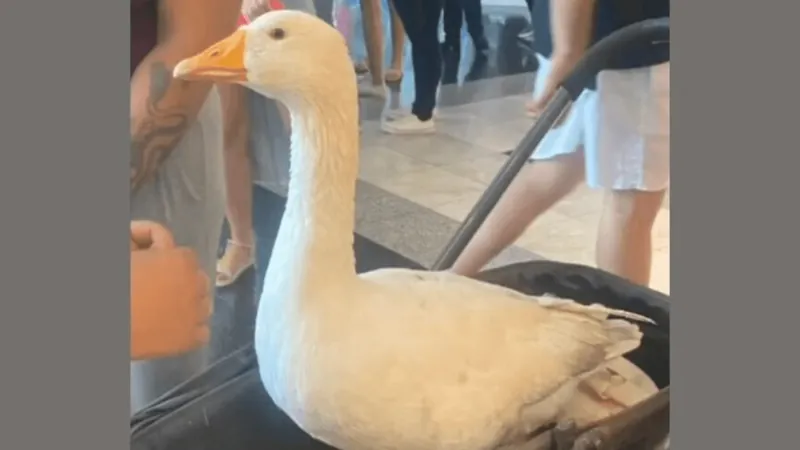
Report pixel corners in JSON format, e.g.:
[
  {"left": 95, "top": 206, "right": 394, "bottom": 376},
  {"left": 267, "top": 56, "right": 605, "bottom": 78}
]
[{"left": 175, "top": 11, "right": 660, "bottom": 450}]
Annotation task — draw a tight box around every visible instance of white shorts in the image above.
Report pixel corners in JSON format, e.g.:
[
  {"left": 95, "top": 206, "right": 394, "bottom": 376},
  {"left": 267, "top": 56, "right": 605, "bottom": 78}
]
[{"left": 531, "top": 54, "right": 670, "bottom": 192}]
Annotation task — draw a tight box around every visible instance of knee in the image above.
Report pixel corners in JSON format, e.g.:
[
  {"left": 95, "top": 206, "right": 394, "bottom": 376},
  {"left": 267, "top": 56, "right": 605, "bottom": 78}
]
[{"left": 604, "top": 189, "right": 666, "bottom": 231}]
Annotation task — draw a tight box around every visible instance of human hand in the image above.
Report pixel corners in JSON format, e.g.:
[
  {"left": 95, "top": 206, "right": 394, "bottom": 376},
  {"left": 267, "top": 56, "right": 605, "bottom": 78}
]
[
  {"left": 130, "top": 220, "right": 176, "bottom": 251},
  {"left": 130, "top": 221, "right": 212, "bottom": 360},
  {"left": 526, "top": 52, "right": 583, "bottom": 126}
]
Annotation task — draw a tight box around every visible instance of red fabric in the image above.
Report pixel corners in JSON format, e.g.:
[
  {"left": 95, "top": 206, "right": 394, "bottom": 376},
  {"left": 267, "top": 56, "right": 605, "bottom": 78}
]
[{"left": 239, "top": 0, "right": 286, "bottom": 26}]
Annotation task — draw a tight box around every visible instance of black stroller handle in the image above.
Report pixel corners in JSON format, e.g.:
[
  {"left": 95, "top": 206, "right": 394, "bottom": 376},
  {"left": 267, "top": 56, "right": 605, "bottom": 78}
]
[
  {"left": 432, "top": 18, "right": 670, "bottom": 271},
  {"left": 562, "top": 17, "right": 670, "bottom": 100}
]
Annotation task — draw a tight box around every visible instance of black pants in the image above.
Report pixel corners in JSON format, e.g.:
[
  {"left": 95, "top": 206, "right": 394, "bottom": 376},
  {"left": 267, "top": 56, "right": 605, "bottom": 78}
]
[
  {"left": 443, "top": 0, "right": 486, "bottom": 48},
  {"left": 391, "top": 0, "right": 443, "bottom": 121}
]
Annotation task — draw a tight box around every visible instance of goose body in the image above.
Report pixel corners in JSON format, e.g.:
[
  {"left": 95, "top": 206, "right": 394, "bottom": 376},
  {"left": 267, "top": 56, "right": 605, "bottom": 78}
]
[{"left": 174, "top": 11, "right": 659, "bottom": 450}]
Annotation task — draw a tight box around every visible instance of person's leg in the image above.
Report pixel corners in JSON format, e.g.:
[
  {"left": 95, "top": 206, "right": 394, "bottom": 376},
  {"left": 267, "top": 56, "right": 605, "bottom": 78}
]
[
  {"left": 386, "top": 0, "right": 406, "bottom": 83},
  {"left": 216, "top": 84, "right": 256, "bottom": 287},
  {"left": 588, "top": 62, "right": 670, "bottom": 286},
  {"left": 383, "top": 0, "right": 442, "bottom": 134},
  {"left": 359, "top": 0, "right": 387, "bottom": 97},
  {"left": 413, "top": 0, "right": 443, "bottom": 119},
  {"left": 442, "top": 0, "right": 463, "bottom": 49},
  {"left": 451, "top": 154, "right": 585, "bottom": 276},
  {"left": 450, "top": 54, "right": 590, "bottom": 276},
  {"left": 596, "top": 189, "right": 666, "bottom": 285},
  {"left": 461, "top": 0, "right": 488, "bottom": 53},
  {"left": 130, "top": 88, "right": 226, "bottom": 413},
  {"left": 524, "top": 0, "right": 534, "bottom": 13}
]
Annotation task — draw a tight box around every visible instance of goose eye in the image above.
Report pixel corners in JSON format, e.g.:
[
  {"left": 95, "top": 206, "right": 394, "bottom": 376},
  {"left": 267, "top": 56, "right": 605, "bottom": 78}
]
[{"left": 270, "top": 28, "right": 286, "bottom": 40}]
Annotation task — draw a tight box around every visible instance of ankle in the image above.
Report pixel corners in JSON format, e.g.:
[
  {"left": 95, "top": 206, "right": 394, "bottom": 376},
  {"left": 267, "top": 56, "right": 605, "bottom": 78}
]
[{"left": 228, "top": 236, "right": 255, "bottom": 249}]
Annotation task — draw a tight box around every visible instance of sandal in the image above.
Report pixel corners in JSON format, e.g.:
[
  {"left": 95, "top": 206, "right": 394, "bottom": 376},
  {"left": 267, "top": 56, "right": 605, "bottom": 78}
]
[{"left": 216, "top": 240, "right": 255, "bottom": 287}]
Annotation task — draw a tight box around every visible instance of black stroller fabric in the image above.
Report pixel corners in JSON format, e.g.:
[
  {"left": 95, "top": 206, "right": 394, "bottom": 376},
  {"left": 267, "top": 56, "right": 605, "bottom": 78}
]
[{"left": 130, "top": 261, "right": 670, "bottom": 450}]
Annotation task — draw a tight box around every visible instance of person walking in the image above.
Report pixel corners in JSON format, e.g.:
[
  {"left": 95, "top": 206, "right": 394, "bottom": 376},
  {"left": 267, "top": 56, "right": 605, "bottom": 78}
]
[
  {"left": 382, "top": 0, "right": 443, "bottom": 135},
  {"left": 451, "top": 0, "right": 670, "bottom": 289}
]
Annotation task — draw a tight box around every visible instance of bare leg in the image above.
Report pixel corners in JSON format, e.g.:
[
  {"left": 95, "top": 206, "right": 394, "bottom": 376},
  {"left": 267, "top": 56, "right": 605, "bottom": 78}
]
[
  {"left": 386, "top": 0, "right": 405, "bottom": 83},
  {"left": 359, "top": 0, "right": 386, "bottom": 96},
  {"left": 450, "top": 152, "right": 585, "bottom": 276},
  {"left": 217, "top": 84, "right": 255, "bottom": 287},
  {"left": 596, "top": 189, "right": 666, "bottom": 286}
]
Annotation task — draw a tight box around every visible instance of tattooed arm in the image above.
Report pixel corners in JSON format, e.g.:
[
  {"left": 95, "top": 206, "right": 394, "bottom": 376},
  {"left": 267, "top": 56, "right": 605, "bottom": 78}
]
[{"left": 130, "top": 0, "right": 241, "bottom": 191}]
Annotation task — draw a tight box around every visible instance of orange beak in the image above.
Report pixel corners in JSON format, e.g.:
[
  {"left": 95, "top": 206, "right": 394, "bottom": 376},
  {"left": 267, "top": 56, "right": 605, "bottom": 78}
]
[{"left": 173, "top": 29, "right": 248, "bottom": 82}]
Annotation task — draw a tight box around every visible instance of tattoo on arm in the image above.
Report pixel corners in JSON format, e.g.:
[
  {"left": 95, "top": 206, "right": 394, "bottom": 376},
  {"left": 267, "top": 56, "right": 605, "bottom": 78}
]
[{"left": 130, "top": 61, "right": 190, "bottom": 191}]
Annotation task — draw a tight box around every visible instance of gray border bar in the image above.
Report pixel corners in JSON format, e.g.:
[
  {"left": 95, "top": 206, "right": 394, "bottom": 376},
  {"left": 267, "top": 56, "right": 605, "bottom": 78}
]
[
  {"left": 674, "top": 1, "right": 799, "bottom": 448},
  {"left": 0, "top": 0, "right": 129, "bottom": 447}
]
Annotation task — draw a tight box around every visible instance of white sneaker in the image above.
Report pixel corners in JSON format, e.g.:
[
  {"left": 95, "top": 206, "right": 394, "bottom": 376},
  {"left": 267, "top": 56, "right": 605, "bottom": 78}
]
[
  {"left": 381, "top": 114, "right": 436, "bottom": 135},
  {"left": 383, "top": 107, "right": 439, "bottom": 122}
]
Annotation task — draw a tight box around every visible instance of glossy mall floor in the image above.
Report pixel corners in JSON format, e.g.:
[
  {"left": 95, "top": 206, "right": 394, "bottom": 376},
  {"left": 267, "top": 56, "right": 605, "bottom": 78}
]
[{"left": 210, "top": 0, "right": 670, "bottom": 359}]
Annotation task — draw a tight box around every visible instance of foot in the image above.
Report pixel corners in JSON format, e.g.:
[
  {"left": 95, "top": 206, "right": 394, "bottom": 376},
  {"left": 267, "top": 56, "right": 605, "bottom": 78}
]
[
  {"left": 216, "top": 239, "right": 255, "bottom": 287},
  {"left": 384, "top": 67, "right": 403, "bottom": 84},
  {"left": 358, "top": 80, "right": 388, "bottom": 100},
  {"left": 525, "top": 99, "right": 541, "bottom": 118},
  {"left": 381, "top": 114, "right": 436, "bottom": 135},
  {"left": 354, "top": 61, "right": 369, "bottom": 75},
  {"left": 383, "top": 107, "right": 439, "bottom": 122}
]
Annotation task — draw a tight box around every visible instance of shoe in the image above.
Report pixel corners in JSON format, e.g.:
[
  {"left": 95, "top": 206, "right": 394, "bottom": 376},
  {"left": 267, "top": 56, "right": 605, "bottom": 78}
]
[
  {"left": 216, "top": 239, "right": 255, "bottom": 287},
  {"left": 383, "top": 107, "right": 439, "bottom": 122},
  {"left": 381, "top": 114, "right": 436, "bottom": 135},
  {"left": 358, "top": 80, "right": 388, "bottom": 100}
]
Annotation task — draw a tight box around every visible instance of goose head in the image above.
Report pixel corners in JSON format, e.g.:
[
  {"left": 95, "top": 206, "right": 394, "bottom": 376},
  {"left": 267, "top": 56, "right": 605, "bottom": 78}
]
[
  {"left": 173, "top": 11, "right": 356, "bottom": 107},
  {"left": 174, "top": 10, "right": 361, "bottom": 282}
]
